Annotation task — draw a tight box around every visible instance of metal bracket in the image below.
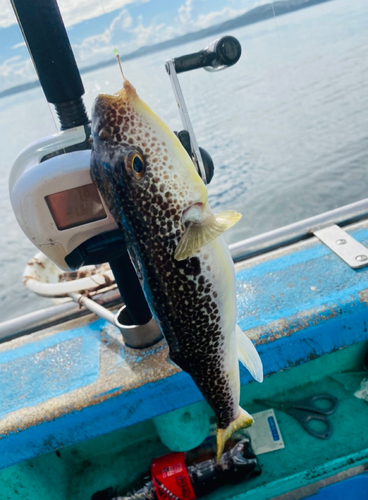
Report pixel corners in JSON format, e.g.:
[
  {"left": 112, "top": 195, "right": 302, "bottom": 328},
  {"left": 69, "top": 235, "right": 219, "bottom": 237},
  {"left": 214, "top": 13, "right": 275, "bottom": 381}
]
[
  {"left": 165, "top": 59, "right": 207, "bottom": 184},
  {"left": 313, "top": 224, "right": 368, "bottom": 269}
]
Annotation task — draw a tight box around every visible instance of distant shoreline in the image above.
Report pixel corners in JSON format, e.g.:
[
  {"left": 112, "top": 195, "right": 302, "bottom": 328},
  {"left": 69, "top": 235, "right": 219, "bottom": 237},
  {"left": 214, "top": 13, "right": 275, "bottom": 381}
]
[{"left": 0, "top": 0, "right": 331, "bottom": 101}]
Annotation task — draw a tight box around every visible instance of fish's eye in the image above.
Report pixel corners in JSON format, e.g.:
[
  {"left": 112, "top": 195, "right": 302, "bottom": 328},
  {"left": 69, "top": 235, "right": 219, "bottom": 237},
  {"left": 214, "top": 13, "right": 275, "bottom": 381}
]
[
  {"left": 98, "top": 128, "right": 110, "bottom": 141},
  {"left": 127, "top": 151, "right": 146, "bottom": 180},
  {"left": 133, "top": 155, "right": 144, "bottom": 173}
]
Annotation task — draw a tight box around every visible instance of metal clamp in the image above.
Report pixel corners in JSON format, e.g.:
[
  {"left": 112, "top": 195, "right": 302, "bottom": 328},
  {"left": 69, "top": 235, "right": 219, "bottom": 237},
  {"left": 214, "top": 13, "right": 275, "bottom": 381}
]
[{"left": 313, "top": 224, "right": 368, "bottom": 269}]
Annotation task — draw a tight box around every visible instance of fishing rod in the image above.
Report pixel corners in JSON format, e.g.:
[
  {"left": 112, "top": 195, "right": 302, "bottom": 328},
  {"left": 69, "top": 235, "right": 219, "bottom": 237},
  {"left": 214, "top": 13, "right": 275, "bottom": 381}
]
[{"left": 10, "top": 0, "right": 88, "bottom": 131}]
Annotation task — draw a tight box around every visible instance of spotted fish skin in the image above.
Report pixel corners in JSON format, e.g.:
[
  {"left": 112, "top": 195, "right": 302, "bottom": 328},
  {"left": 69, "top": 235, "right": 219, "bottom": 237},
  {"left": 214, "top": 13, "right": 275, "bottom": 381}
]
[{"left": 90, "top": 80, "right": 259, "bottom": 456}]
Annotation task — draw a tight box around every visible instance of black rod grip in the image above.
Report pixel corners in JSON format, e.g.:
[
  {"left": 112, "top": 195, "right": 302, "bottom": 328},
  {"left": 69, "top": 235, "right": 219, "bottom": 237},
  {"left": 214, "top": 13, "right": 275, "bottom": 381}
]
[
  {"left": 11, "top": 0, "right": 85, "bottom": 105},
  {"left": 109, "top": 251, "right": 152, "bottom": 326}
]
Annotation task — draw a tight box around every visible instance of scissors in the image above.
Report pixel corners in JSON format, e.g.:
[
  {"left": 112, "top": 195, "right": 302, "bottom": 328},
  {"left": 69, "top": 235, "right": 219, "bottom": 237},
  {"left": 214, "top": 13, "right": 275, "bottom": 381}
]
[{"left": 254, "top": 394, "right": 339, "bottom": 439}]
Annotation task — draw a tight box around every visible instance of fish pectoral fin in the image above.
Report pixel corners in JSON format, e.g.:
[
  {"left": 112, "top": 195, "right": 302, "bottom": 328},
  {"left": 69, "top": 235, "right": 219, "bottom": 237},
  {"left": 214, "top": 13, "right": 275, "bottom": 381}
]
[
  {"left": 216, "top": 407, "right": 254, "bottom": 462},
  {"left": 236, "top": 325, "right": 263, "bottom": 383},
  {"left": 174, "top": 210, "right": 242, "bottom": 261}
]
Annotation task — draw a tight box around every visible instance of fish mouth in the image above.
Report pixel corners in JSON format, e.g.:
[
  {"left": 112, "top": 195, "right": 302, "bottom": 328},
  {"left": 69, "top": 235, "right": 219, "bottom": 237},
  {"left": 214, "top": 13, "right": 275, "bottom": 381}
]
[
  {"left": 92, "top": 90, "right": 125, "bottom": 119},
  {"left": 94, "top": 81, "right": 135, "bottom": 110},
  {"left": 182, "top": 203, "right": 205, "bottom": 224},
  {"left": 94, "top": 93, "right": 115, "bottom": 110}
]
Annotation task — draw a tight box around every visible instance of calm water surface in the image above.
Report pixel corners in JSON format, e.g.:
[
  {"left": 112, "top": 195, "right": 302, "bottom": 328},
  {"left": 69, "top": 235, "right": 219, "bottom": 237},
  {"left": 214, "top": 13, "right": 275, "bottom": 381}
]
[{"left": 0, "top": 0, "right": 367, "bottom": 321}]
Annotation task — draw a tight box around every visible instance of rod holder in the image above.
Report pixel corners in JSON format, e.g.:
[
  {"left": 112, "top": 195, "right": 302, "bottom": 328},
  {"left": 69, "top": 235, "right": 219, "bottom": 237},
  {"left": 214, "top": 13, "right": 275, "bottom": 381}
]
[{"left": 115, "top": 305, "right": 163, "bottom": 349}]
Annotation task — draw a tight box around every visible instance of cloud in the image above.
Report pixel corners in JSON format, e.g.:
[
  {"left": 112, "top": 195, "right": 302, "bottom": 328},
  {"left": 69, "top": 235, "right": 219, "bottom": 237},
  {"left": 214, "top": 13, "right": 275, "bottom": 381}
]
[
  {"left": 0, "top": 56, "right": 35, "bottom": 92},
  {"left": 193, "top": 7, "right": 248, "bottom": 29},
  {"left": 72, "top": 7, "right": 184, "bottom": 68},
  {"left": 72, "top": 9, "right": 134, "bottom": 66},
  {"left": 58, "top": 0, "right": 147, "bottom": 28},
  {"left": 122, "top": 14, "right": 133, "bottom": 28},
  {"left": 12, "top": 42, "right": 26, "bottom": 50},
  {"left": 73, "top": 0, "right": 260, "bottom": 68},
  {"left": 176, "top": 0, "right": 268, "bottom": 31},
  {"left": 128, "top": 14, "right": 179, "bottom": 49},
  {"left": 110, "top": 7, "right": 133, "bottom": 31},
  {"left": 0, "top": 0, "right": 149, "bottom": 29},
  {"left": 0, "top": 1, "right": 17, "bottom": 28},
  {"left": 177, "top": 0, "right": 194, "bottom": 24}
]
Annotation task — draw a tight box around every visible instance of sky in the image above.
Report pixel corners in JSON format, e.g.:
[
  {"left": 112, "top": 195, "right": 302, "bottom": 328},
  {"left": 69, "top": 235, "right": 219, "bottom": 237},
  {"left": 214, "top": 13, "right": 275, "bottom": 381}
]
[{"left": 0, "top": 0, "right": 264, "bottom": 93}]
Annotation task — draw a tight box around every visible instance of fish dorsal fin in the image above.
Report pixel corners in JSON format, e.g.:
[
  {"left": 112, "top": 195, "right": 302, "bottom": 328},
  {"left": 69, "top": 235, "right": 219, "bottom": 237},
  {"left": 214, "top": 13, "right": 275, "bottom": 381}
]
[
  {"left": 174, "top": 210, "right": 241, "bottom": 261},
  {"left": 236, "top": 325, "right": 263, "bottom": 383}
]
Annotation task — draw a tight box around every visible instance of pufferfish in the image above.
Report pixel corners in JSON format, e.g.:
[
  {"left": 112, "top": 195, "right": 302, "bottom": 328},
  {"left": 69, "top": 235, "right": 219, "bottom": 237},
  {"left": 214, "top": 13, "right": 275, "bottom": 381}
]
[{"left": 90, "top": 76, "right": 263, "bottom": 461}]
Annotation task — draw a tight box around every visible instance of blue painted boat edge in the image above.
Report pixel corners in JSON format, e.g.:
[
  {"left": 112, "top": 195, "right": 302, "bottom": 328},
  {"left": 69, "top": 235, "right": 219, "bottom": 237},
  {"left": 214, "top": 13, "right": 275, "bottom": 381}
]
[
  {"left": 0, "top": 371, "right": 202, "bottom": 469},
  {"left": 0, "top": 322, "right": 102, "bottom": 417}
]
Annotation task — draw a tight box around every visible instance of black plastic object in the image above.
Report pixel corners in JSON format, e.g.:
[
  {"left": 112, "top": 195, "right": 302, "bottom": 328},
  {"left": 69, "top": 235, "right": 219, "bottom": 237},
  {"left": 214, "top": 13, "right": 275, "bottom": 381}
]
[
  {"left": 65, "top": 230, "right": 152, "bottom": 326},
  {"left": 91, "top": 487, "right": 117, "bottom": 500},
  {"left": 171, "top": 36, "right": 242, "bottom": 74},
  {"left": 65, "top": 230, "right": 126, "bottom": 269},
  {"left": 11, "top": 0, "right": 89, "bottom": 130},
  {"left": 363, "top": 347, "right": 368, "bottom": 371},
  {"left": 109, "top": 252, "right": 152, "bottom": 326},
  {"left": 92, "top": 433, "right": 261, "bottom": 499},
  {"left": 176, "top": 130, "right": 215, "bottom": 184}
]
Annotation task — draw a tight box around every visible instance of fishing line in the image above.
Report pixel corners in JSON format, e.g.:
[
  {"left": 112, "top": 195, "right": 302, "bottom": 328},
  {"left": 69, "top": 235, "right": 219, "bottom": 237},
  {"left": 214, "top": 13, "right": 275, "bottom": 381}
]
[
  {"left": 114, "top": 48, "right": 126, "bottom": 82},
  {"left": 46, "top": 102, "right": 64, "bottom": 138},
  {"left": 98, "top": 0, "right": 121, "bottom": 63}
]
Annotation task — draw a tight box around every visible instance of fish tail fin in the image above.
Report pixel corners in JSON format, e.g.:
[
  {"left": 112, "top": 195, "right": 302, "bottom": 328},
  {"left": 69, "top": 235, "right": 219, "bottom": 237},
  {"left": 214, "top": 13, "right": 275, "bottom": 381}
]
[
  {"left": 216, "top": 407, "right": 254, "bottom": 462},
  {"left": 236, "top": 325, "right": 263, "bottom": 383},
  {"left": 174, "top": 210, "right": 242, "bottom": 261}
]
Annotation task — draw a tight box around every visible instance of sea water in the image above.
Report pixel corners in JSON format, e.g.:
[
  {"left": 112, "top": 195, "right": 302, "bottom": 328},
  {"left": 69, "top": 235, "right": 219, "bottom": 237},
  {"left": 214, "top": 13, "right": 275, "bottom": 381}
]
[{"left": 0, "top": 0, "right": 367, "bottom": 321}]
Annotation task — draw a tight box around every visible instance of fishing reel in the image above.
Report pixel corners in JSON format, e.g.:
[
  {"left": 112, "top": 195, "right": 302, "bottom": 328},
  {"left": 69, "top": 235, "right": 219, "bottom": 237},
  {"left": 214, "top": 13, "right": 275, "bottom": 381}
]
[
  {"left": 175, "top": 130, "right": 214, "bottom": 185},
  {"left": 166, "top": 36, "right": 242, "bottom": 184}
]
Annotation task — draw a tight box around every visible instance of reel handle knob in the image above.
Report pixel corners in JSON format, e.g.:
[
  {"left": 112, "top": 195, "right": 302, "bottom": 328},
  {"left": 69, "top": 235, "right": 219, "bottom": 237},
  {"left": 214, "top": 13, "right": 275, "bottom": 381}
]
[
  {"left": 206, "top": 35, "right": 242, "bottom": 69},
  {"left": 170, "top": 36, "right": 242, "bottom": 74}
]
